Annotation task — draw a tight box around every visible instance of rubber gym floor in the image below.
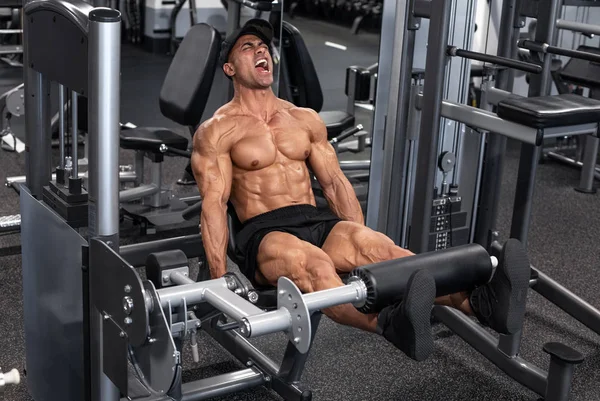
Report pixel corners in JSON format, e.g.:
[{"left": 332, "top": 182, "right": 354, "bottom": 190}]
[{"left": 1, "top": 16, "right": 599, "bottom": 401}]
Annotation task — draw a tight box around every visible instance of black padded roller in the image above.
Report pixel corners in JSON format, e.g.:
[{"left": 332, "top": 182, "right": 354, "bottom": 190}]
[{"left": 350, "top": 244, "right": 493, "bottom": 314}]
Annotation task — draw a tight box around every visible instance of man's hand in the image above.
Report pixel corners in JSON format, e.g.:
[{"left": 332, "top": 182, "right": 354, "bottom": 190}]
[
  {"left": 303, "top": 109, "right": 364, "bottom": 224},
  {"left": 191, "top": 119, "right": 233, "bottom": 279}
]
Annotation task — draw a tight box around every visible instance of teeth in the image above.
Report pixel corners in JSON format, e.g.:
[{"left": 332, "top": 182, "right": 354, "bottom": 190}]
[{"left": 255, "top": 59, "right": 268, "bottom": 68}]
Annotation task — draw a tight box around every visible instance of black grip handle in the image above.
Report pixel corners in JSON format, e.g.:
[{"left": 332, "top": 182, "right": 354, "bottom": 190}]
[
  {"left": 330, "top": 124, "right": 363, "bottom": 144},
  {"left": 165, "top": 147, "right": 192, "bottom": 158},
  {"left": 448, "top": 46, "right": 543, "bottom": 74},
  {"left": 518, "top": 39, "right": 600, "bottom": 64},
  {"left": 182, "top": 200, "right": 202, "bottom": 221}
]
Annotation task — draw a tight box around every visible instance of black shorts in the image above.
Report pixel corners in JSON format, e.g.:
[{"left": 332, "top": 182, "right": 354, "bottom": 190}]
[{"left": 234, "top": 204, "right": 342, "bottom": 286}]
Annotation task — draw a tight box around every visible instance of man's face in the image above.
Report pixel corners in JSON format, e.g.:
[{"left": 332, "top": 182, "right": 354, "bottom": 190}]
[{"left": 224, "top": 34, "right": 273, "bottom": 89}]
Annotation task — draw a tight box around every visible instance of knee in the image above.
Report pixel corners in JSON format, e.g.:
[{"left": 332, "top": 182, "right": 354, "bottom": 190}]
[
  {"left": 387, "top": 245, "right": 414, "bottom": 260},
  {"left": 289, "top": 250, "right": 337, "bottom": 292},
  {"left": 306, "top": 255, "right": 337, "bottom": 283},
  {"left": 355, "top": 231, "right": 413, "bottom": 263}
]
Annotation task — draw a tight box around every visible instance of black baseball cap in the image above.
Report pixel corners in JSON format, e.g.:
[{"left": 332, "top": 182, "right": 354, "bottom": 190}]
[{"left": 219, "top": 18, "right": 274, "bottom": 75}]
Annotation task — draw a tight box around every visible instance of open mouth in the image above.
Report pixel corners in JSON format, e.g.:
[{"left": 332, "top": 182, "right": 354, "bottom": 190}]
[{"left": 255, "top": 58, "right": 270, "bottom": 73}]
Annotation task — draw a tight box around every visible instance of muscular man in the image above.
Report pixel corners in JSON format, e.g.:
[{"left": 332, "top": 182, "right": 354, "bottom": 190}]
[{"left": 191, "top": 19, "right": 530, "bottom": 362}]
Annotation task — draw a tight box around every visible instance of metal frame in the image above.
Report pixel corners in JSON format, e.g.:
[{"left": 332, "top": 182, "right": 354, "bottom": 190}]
[
  {"left": 365, "top": 0, "right": 414, "bottom": 233},
  {"left": 97, "top": 237, "right": 581, "bottom": 401},
  {"left": 21, "top": 1, "right": 122, "bottom": 401},
  {"left": 473, "top": 0, "right": 522, "bottom": 247},
  {"left": 471, "top": 0, "right": 600, "bottom": 357},
  {"left": 407, "top": 0, "right": 454, "bottom": 253},
  {"left": 509, "top": 0, "right": 563, "bottom": 243},
  {"left": 433, "top": 305, "right": 581, "bottom": 401},
  {"left": 415, "top": 93, "right": 542, "bottom": 145}
]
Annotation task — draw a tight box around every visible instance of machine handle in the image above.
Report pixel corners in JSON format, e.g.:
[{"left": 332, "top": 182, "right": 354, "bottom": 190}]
[
  {"left": 159, "top": 144, "right": 192, "bottom": 159},
  {"left": 182, "top": 200, "right": 202, "bottom": 221},
  {"left": 447, "top": 46, "right": 543, "bottom": 74},
  {"left": 330, "top": 124, "right": 363, "bottom": 145},
  {"left": 518, "top": 39, "right": 600, "bottom": 64}
]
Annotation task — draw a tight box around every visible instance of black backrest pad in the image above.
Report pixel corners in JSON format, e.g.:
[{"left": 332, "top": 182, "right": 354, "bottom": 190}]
[
  {"left": 159, "top": 24, "right": 221, "bottom": 127},
  {"left": 559, "top": 45, "right": 600, "bottom": 90},
  {"left": 279, "top": 21, "right": 324, "bottom": 111}
]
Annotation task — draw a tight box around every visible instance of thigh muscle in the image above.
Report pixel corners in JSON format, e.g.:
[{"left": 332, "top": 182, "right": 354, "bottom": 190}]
[
  {"left": 321, "top": 221, "right": 414, "bottom": 272},
  {"left": 256, "top": 231, "right": 340, "bottom": 293}
]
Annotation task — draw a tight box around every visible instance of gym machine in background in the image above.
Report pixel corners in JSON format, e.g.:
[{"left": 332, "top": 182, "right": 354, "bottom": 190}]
[
  {"left": 542, "top": 4, "right": 600, "bottom": 190},
  {"left": 0, "top": 0, "right": 23, "bottom": 67},
  {"left": 288, "top": 0, "right": 383, "bottom": 35},
  {"left": 367, "top": 0, "right": 479, "bottom": 249},
  {"left": 368, "top": 0, "right": 600, "bottom": 387},
  {"left": 0, "top": 84, "right": 25, "bottom": 235},
  {"left": 475, "top": 0, "right": 600, "bottom": 351}
]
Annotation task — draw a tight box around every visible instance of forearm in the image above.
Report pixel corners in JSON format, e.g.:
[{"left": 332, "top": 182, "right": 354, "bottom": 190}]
[
  {"left": 200, "top": 199, "right": 229, "bottom": 278},
  {"left": 321, "top": 173, "right": 364, "bottom": 224}
]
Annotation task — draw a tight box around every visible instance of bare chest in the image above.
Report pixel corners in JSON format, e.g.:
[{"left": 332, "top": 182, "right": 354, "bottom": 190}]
[{"left": 230, "top": 119, "right": 311, "bottom": 171}]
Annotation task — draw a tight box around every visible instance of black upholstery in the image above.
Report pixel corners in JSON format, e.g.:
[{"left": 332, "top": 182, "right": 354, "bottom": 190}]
[
  {"left": 120, "top": 127, "right": 188, "bottom": 153},
  {"left": 319, "top": 111, "right": 355, "bottom": 137},
  {"left": 279, "top": 21, "right": 324, "bottom": 111},
  {"left": 278, "top": 21, "right": 355, "bottom": 138},
  {"left": 122, "top": 24, "right": 220, "bottom": 155},
  {"left": 497, "top": 93, "right": 600, "bottom": 129},
  {"left": 159, "top": 23, "right": 221, "bottom": 128},
  {"left": 226, "top": 203, "right": 244, "bottom": 266},
  {"left": 559, "top": 45, "right": 600, "bottom": 90}
]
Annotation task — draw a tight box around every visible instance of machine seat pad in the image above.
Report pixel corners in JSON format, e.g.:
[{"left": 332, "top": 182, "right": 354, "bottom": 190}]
[
  {"left": 120, "top": 127, "right": 189, "bottom": 153},
  {"left": 497, "top": 93, "right": 600, "bottom": 129},
  {"left": 319, "top": 110, "right": 356, "bottom": 139}
]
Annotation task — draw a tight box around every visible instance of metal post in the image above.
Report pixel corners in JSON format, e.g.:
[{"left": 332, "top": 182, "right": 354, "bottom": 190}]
[
  {"left": 226, "top": 0, "right": 240, "bottom": 35},
  {"left": 188, "top": 0, "right": 197, "bottom": 27},
  {"left": 543, "top": 342, "right": 584, "bottom": 401},
  {"left": 23, "top": 39, "right": 51, "bottom": 199},
  {"left": 58, "top": 85, "right": 66, "bottom": 169},
  {"left": 278, "top": 313, "right": 322, "bottom": 383},
  {"left": 72, "top": 91, "right": 79, "bottom": 178},
  {"left": 473, "top": 0, "right": 520, "bottom": 248},
  {"left": 150, "top": 161, "right": 162, "bottom": 207},
  {"left": 574, "top": 134, "right": 599, "bottom": 194},
  {"left": 408, "top": 0, "right": 452, "bottom": 253},
  {"left": 88, "top": 8, "right": 121, "bottom": 241},
  {"left": 225, "top": 1, "right": 241, "bottom": 102},
  {"left": 346, "top": 68, "right": 357, "bottom": 115},
  {"left": 87, "top": 8, "right": 122, "bottom": 401},
  {"left": 365, "top": 0, "right": 412, "bottom": 232},
  {"left": 134, "top": 151, "right": 144, "bottom": 186},
  {"left": 386, "top": 28, "right": 417, "bottom": 244},
  {"left": 509, "top": 0, "right": 561, "bottom": 243}
]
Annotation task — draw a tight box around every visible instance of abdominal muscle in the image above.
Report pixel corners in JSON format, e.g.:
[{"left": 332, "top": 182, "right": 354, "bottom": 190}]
[{"left": 229, "top": 158, "right": 317, "bottom": 223}]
